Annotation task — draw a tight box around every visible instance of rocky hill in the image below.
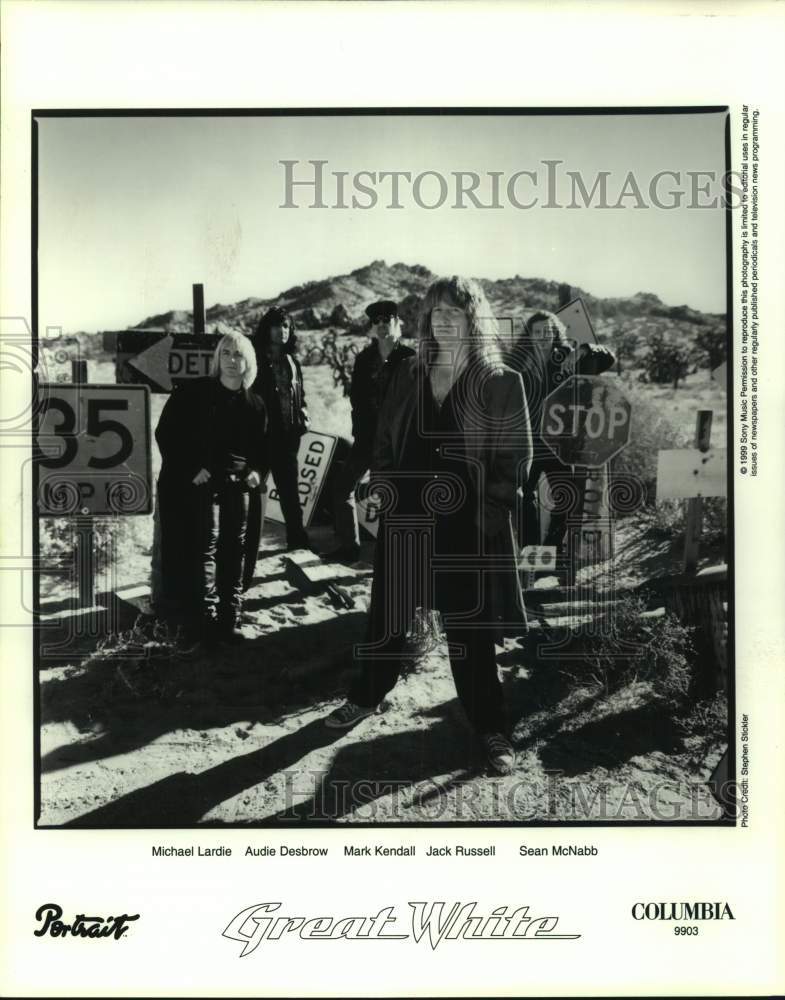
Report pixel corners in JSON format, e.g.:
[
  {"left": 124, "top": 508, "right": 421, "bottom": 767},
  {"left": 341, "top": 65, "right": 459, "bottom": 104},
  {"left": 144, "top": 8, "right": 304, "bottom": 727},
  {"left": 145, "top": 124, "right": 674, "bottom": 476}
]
[{"left": 133, "top": 259, "right": 725, "bottom": 340}]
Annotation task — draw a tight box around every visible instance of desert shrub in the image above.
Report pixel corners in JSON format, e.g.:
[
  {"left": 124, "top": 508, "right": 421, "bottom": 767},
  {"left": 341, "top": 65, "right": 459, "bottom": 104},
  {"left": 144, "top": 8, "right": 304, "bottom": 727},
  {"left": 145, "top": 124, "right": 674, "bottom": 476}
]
[
  {"left": 639, "top": 330, "right": 691, "bottom": 388},
  {"left": 574, "top": 595, "right": 695, "bottom": 708},
  {"left": 611, "top": 380, "right": 688, "bottom": 507},
  {"left": 609, "top": 327, "right": 638, "bottom": 374},
  {"left": 39, "top": 516, "right": 153, "bottom": 581},
  {"left": 695, "top": 325, "right": 728, "bottom": 372},
  {"left": 644, "top": 496, "right": 727, "bottom": 546},
  {"left": 677, "top": 691, "right": 728, "bottom": 744}
]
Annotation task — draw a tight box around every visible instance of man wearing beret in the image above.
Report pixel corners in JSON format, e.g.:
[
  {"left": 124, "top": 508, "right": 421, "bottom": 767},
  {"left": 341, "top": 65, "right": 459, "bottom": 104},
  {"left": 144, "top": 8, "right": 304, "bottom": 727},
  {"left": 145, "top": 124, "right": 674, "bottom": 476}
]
[{"left": 325, "top": 300, "right": 415, "bottom": 562}]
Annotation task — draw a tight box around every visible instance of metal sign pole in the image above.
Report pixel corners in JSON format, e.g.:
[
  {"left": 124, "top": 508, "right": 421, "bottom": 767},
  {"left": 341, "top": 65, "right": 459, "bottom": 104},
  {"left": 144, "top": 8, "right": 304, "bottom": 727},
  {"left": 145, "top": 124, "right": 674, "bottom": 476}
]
[
  {"left": 193, "top": 283, "right": 206, "bottom": 335},
  {"left": 682, "top": 410, "right": 713, "bottom": 574},
  {"left": 71, "top": 359, "right": 95, "bottom": 608}
]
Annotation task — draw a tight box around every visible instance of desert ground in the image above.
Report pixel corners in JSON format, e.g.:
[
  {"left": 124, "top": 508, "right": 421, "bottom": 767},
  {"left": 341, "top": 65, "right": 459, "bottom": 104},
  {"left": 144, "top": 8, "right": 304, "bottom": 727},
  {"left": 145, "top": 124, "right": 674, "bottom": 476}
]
[{"left": 37, "top": 336, "right": 729, "bottom": 826}]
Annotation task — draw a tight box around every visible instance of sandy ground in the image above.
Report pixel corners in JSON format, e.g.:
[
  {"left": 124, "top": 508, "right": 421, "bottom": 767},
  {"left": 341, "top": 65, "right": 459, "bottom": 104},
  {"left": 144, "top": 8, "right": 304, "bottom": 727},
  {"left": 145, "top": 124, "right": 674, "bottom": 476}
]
[
  {"left": 39, "top": 521, "right": 725, "bottom": 827},
  {"left": 37, "top": 348, "right": 727, "bottom": 825}
]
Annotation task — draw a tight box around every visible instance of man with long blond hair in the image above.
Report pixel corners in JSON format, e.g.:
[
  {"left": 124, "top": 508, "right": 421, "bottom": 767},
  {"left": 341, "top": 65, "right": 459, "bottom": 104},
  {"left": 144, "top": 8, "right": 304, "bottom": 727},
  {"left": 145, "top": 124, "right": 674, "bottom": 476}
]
[
  {"left": 325, "top": 276, "right": 532, "bottom": 776},
  {"left": 155, "top": 330, "right": 268, "bottom": 644}
]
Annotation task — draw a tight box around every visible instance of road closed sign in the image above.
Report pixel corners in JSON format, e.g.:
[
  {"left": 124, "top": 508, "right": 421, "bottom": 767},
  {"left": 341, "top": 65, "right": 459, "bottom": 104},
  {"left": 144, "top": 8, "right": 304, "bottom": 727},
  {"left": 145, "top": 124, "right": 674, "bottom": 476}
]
[
  {"left": 541, "top": 375, "right": 632, "bottom": 468},
  {"left": 36, "top": 384, "right": 152, "bottom": 516},
  {"left": 265, "top": 430, "right": 338, "bottom": 528}
]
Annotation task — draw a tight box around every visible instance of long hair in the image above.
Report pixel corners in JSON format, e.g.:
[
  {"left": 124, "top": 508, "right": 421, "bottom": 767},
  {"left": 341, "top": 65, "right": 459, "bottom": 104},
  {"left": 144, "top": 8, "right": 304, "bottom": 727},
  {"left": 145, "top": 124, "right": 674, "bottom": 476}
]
[
  {"left": 254, "top": 306, "right": 298, "bottom": 356},
  {"left": 508, "top": 309, "right": 573, "bottom": 387},
  {"left": 417, "top": 275, "right": 505, "bottom": 373},
  {"left": 209, "top": 331, "right": 258, "bottom": 389}
]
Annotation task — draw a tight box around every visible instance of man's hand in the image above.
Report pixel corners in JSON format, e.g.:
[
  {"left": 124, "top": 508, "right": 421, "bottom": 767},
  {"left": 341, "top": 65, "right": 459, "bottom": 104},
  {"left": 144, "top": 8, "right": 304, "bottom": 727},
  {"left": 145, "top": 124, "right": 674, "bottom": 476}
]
[
  {"left": 192, "top": 468, "right": 211, "bottom": 485},
  {"left": 302, "top": 409, "right": 311, "bottom": 430},
  {"left": 245, "top": 470, "right": 261, "bottom": 489},
  {"left": 578, "top": 343, "right": 616, "bottom": 375}
]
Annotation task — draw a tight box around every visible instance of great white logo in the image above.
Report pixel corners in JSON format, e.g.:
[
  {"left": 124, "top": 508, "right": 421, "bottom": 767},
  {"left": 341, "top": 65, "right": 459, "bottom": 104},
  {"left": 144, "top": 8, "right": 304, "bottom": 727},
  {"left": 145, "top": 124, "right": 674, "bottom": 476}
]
[{"left": 222, "top": 901, "right": 581, "bottom": 956}]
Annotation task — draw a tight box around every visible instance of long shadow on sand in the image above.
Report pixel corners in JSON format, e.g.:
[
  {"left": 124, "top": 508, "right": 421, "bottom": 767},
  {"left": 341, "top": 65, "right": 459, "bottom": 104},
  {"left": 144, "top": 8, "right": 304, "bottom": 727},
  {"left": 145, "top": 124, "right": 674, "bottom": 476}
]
[
  {"left": 59, "top": 711, "right": 476, "bottom": 827},
  {"left": 40, "top": 612, "right": 367, "bottom": 775},
  {"left": 537, "top": 703, "right": 684, "bottom": 777}
]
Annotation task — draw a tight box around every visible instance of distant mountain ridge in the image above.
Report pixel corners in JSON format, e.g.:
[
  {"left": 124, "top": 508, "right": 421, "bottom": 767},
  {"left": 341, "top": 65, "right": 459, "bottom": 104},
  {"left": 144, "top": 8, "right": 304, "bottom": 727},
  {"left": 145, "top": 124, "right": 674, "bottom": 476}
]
[{"left": 133, "top": 259, "right": 724, "bottom": 336}]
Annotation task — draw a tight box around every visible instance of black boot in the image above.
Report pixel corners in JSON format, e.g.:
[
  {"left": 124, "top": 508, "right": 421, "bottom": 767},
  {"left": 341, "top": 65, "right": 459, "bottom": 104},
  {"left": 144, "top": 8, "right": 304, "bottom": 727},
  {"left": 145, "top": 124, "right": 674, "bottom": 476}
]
[{"left": 217, "top": 608, "right": 247, "bottom": 644}]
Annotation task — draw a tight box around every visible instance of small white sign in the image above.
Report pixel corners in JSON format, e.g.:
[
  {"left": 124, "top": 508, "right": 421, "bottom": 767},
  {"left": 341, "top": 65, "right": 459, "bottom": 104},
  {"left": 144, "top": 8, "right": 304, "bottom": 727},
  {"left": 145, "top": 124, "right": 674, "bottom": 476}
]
[
  {"left": 357, "top": 491, "right": 382, "bottom": 539},
  {"left": 518, "top": 545, "right": 557, "bottom": 571},
  {"left": 657, "top": 448, "right": 728, "bottom": 500},
  {"left": 554, "top": 297, "right": 598, "bottom": 348}
]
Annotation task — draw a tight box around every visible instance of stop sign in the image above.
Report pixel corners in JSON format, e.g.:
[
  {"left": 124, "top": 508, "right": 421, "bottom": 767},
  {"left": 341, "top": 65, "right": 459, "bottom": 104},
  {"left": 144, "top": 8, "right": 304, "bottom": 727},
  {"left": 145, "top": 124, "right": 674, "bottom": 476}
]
[{"left": 541, "top": 375, "right": 632, "bottom": 467}]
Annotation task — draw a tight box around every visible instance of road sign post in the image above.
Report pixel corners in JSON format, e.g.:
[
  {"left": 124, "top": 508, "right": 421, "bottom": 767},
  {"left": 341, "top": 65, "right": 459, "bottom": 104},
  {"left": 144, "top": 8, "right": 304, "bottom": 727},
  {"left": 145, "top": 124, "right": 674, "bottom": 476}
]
[
  {"left": 37, "top": 365, "right": 152, "bottom": 609},
  {"left": 541, "top": 374, "right": 632, "bottom": 585},
  {"left": 193, "top": 283, "right": 205, "bottom": 335},
  {"left": 265, "top": 431, "right": 339, "bottom": 529},
  {"left": 36, "top": 384, "right": 152, "bottom": 517},
  {"left": 541, "top": 376, "right": 632, "bottom": 468},
  {"left": 683, "top": 410, "right": 713, "bottom": 573},
  {"left": 71, "top": 360, "right": 94, "bottom": 607},
  {"left": 116, "top": 331, "right": 220, "bottom": 392},
  {"left": 656, "top": 409, "right": 726, "bottom": 573}
]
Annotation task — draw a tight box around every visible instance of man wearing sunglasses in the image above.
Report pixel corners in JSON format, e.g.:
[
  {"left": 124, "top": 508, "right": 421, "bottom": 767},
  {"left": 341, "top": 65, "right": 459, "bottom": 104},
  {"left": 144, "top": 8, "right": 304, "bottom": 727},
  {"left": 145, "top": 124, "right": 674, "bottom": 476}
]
[{"left": 324, "top": 299, "right": 414, "bottom": 563}]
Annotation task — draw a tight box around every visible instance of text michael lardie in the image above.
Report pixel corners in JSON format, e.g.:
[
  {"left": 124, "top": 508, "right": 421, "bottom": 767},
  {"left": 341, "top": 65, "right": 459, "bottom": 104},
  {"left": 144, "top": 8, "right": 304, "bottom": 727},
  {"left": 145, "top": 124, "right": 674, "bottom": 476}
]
[{"left": 222, "top": 901, "right": 580, "bottom": 956}]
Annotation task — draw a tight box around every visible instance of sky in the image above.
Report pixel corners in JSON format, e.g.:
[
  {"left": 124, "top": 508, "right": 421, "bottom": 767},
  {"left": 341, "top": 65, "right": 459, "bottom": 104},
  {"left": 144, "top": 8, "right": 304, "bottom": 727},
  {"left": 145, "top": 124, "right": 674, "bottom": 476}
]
[{"left": 36, "top": 112, "right": 729, "bottom": 334}]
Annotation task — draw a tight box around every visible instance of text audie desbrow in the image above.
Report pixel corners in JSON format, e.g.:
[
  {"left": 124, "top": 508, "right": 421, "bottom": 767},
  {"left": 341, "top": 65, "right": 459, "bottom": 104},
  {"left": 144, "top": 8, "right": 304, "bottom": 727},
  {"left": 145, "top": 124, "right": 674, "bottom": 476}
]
[{"left": 151, "top": 842, "right": 599, "bottom": 858}]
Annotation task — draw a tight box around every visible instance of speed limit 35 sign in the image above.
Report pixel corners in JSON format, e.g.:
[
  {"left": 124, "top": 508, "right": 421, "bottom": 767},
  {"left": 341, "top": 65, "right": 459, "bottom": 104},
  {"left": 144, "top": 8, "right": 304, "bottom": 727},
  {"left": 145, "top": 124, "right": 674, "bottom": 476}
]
[{"left": 36, "top": 384, "right": 152, "bottom": 516}]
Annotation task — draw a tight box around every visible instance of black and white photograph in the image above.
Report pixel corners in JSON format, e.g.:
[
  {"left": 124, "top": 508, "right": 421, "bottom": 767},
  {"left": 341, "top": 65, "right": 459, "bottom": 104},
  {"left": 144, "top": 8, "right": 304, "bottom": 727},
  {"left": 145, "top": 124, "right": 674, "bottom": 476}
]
[
  {"left": 33, "top": 108, "right": 732, "bottom": 826},
  {"left": 2, "top": 3, "right": 784, "bottom": 998}
]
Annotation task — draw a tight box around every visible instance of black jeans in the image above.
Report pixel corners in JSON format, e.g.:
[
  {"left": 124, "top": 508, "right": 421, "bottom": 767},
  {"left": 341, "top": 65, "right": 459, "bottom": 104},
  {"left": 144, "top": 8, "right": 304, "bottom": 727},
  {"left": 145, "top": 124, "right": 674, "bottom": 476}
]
[
  {"left": 157, "top": 476, "right": 206, "bottom": 621},
  {"left": 519, "top": 454, "right": 576, "bottom": 549},
  {"left": 331, "top": 446, "right": 371, "bottom": 549},
  {"left": 196, "top": 480, "right": 253, "bottom": 625},
  {"left": 349, "top": 519, "right": 506, "bottom": 734},
  {"left": 270, "top": 431, "right": 308, "bottom": 547}
]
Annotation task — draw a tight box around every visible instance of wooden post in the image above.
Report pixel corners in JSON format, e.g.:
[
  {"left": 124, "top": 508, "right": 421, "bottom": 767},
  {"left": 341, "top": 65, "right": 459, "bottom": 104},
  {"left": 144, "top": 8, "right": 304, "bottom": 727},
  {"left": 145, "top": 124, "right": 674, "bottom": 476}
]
[
  {"left": 193, "top": 283, "right": 205, "bottom": 334},
  {"left": 75, "top": 518, "right": 95, "bottom": 609},
  {"left": 565, "top": 463, "right": 585, "bottom": 589},
  {"left": 71, "top": 359, "right": 96, "bottom": 607},
  {"left": 557, "top": 284, "right": 574, "bottom": 584},
  {"left": 682, "top": 410, "right": 713, "bottom": 573}
]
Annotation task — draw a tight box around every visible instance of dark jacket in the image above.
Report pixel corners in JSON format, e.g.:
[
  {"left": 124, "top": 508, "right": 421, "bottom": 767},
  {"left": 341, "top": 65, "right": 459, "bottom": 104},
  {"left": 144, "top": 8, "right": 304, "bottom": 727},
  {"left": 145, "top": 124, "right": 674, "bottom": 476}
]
[
  {"left": 251, "top": 349, "right": 308, "bottom": 439},
  {"left": 372, "top": 356, "right": 531, "bottom": 630},
  {"left": 373, "top": 357, "right": 532, "bottom": 537},
  {"left": 155, "top": 376, "right": 268, "bottom": 485},
  {"left": 350, "top": 341, "right": 415, "bottom": 457},
  {"left": 507, "top": 339, "right": 616, "bottom": 444}
]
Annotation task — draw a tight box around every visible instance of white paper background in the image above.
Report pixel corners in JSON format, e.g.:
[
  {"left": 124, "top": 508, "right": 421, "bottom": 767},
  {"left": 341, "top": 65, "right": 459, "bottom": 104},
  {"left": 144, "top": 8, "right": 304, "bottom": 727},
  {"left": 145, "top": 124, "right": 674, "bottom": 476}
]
[{"left": 2, "top": 2, "right": 784, "bottom": 996}]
